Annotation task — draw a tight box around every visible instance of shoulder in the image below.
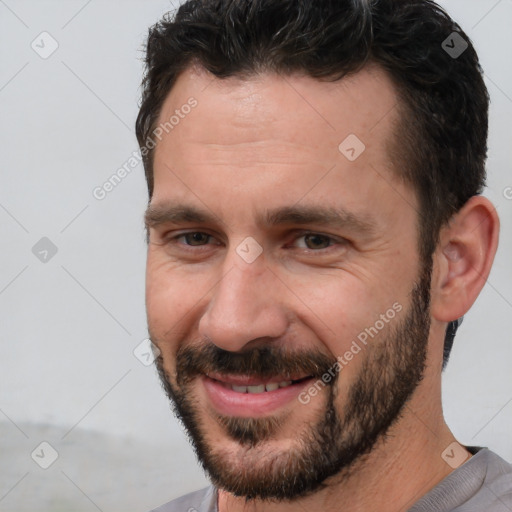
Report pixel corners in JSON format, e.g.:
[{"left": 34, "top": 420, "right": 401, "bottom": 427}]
[
  {"left": 409, "top": 447, "right": 512, "bottom": 512},
  {"left": 148, "top": 485, "right": 217, "bottom": 512},
  {"left": 450, "top": 447, "right": 512, "bottom": 510},
  {"left": 475, "top": 448, "right": 512, "bottom": 505}
]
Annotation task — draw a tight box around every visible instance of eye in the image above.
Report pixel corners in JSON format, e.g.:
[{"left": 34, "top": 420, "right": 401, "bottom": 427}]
[
  {"left": 292, "top": 233, "right": 341, "bottom": 250},
  {"left": 173, "top": 232, "right": 217, "bottom": 246}
]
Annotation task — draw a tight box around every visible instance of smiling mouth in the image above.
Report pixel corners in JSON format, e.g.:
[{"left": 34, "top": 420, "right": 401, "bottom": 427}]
[
  {"left": 206, "top": 372, "right": 314, "bottom": 392},
  {"left": 201, "top": 373, "right": 317, "bottom": 416},
  {"left": 211, "top": 377, "right": 313, "bottom": 394}
]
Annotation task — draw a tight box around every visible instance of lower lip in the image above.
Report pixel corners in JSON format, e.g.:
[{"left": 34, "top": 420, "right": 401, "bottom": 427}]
[{"left": 202, "top": 376, "right": 315, "bottom": 417}]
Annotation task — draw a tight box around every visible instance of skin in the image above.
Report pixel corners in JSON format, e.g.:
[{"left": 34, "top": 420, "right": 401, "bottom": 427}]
[{"left": 145, "top": 64, "right": 499, "bottom": 512}]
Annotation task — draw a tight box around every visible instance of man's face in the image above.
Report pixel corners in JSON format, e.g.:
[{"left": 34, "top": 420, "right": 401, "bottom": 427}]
[{"left": 146, "top": 66, "right": 431, "bottom": 499}]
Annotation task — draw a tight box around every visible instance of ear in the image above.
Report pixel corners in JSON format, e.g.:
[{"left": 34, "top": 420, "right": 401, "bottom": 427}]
[{"left": 430, "top": 195, "right": 500, "bottom": 323}]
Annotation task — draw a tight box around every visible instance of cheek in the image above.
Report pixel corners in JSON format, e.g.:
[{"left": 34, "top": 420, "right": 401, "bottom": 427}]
[
  {"left": 145, "top": 252, "right": 217, "bottom": 343},
  {"left": 288, "top": 270, "right": 407, "bottom": 385},
  {"left": 285, "top": 271, "right": 379, "bottom": 350},
  {"left": 145, "top": 255, "right": 192, "bottom": 343}
]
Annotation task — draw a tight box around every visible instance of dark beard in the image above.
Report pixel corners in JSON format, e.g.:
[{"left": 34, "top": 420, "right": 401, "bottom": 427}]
[{"left": 153, "top": 260, "right": 432, "bottom": 501}]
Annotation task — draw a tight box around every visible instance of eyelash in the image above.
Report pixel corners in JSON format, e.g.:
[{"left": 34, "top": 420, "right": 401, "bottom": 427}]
[{"left": 164, "top": 231, "right": 345, "bottom": 253}]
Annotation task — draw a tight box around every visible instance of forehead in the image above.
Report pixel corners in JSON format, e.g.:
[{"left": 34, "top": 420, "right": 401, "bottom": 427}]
[
  {"left": 150, "top": 65, "right": 416, "bottom": 234},
  {"left": 156, "top": 63, "right": 400, "bottom": 150}
]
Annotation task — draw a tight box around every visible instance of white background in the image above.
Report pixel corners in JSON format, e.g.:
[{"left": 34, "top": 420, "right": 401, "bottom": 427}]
[{"left": 0, "top": 1, "right": 511, "bottom": 511}]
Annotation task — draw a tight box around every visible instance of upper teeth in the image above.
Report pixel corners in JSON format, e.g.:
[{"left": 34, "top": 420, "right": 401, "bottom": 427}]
[{"left": 231, "top": 381, "right": 292, "bottom": 394}]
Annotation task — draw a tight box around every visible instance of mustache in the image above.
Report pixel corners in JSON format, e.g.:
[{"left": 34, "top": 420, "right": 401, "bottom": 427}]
[{"left": 172, "top": 342, "right": 338, "bottom": 386}]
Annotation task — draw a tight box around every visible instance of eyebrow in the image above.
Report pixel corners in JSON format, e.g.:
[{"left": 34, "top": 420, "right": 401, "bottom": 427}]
[
  {"left": 145, "top": 204, "right": 216, "bottom": 227},
  {"left": 263, "top": 205, "right": 376, "bottom": 235},
  {"left": 144, "top": 203, "right": 377, "bottom": 235}
]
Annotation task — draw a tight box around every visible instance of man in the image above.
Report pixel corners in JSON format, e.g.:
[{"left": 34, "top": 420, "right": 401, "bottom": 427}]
[{"left": 136, "top": 0, "right": 512, "bottom": 510}]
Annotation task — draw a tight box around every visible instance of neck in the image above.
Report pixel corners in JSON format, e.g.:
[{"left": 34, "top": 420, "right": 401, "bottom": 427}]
[{"left": 217, "top": 395, "right": 470, "bottom": 512}]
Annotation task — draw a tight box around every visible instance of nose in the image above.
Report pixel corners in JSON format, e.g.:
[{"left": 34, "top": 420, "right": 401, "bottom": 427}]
[{"left": 197, "top": 256, "right": 289, "bottom": 353}]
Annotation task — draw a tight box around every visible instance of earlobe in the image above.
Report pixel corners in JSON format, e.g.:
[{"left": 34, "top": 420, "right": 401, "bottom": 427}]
[{"left": 431, "top": 196, "right": 500, "bottom": 323}]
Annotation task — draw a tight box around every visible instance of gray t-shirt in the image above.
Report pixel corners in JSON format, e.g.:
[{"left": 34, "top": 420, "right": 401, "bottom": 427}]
[{"left": 150, "top": 447, "right": 512, "bottom": 512}]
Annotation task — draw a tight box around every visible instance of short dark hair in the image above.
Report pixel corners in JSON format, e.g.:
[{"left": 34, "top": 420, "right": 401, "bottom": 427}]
[{"left": 136, "top": 0, "right": 489, "bottom": 367}]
